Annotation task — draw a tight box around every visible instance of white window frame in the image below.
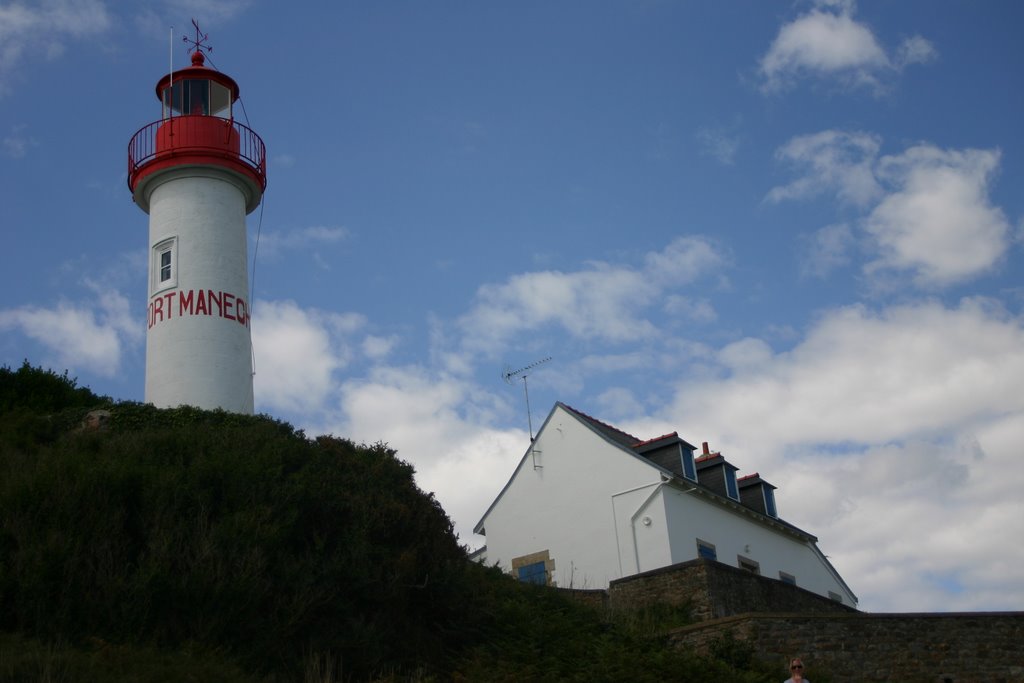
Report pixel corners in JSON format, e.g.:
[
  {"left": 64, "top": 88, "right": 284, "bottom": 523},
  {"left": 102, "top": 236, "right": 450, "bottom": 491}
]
[
  {"left": 696, "top": 539, "right": 717, "bottom": 562},
  {"left": 764, "top": 487, "right": 778, "bottom": 518},
  {"left": 680, "top": 446, "right": 697, "bottom": 482},
  {"left": 152, "top": 237, "right": 178, "bottom": 294},
  {"left": 737, "top": 555, "right": 760, "bottom": 575},
  {"left": 724, "top": 467, "right": 740, "bottom": 501}
]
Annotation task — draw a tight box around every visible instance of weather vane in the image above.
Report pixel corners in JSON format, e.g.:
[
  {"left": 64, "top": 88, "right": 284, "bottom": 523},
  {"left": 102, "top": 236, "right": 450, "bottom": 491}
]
[{"left": 182, "top": 18, "right": 212, "bottom": 56}]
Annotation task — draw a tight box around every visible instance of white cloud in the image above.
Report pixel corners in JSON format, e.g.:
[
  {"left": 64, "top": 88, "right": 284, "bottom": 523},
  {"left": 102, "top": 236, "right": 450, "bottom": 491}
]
[
  {"left": 663, "top": 295, "right": 717, "bottom": 323},
  {"left": 800, "top": 223, "right": 854, "bottom": 279},
  {"left": 784, "top": 431, "right": 1023, "bottom": 612},
  {"left": 643, "top": 236, "right": 725, "bottom": 286},
  {"left": 767, "top": 130, "right": 882, "bottom": 206},
  {"left": 758, "top": 2, "right": 936, "bottom": 93},
  {"left": 716, "top": 337, "right": 774, "bottom": 373},
  {"left": 461, "top": 267, "right": 657, "bottom": 353},
  {"left": 362, "top": 334, "right": 398, "bottom": 360},
  {"left": 326, "top": 365, "right": 523, "bottom": 543},
  {"left": 0, "top": 0, "right": 111, "bottom": 95},
  {"left": 675, "top": 298, "right": 1024, "bottom": 447},
  {"left": 578, "top": 351, "right": 661, "bottom": 375},
  {"left": 663, "top": 298, "right": 1024, "bottom": 610},
  {"left": 2, "top": 124, "right": 37, "bottom": 158},
  {"left": 695, "top": 127, "right": 739, "bottom": 166},
  {"left": 769, "top": 133, "right": 1009, "bottom": 288},
  {"left": 866, "top": 146, "right": 1008, "bottom": 287},
  {"left": 458, "top": 236, "right": 725, "bottom": 355},
  {"left": 254, "top": 226, "right": 349, "bottom": 259},
  {"left": 252, "top": 299, "right": 363, "bottom": 414},
  {"left": 0, "top": 281, "right": 139, "bottom": 377},
  {"left": 595, "top": 387, "right": 645, "bottom": 419},
  {"left": 894, "top": 35, "right": 939, "bottom": 69}
]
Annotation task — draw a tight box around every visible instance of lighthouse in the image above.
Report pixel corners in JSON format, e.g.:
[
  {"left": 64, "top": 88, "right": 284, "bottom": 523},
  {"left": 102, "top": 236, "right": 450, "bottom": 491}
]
[{"left": 128, "top": 28, "right": 265, "bottom": 414}]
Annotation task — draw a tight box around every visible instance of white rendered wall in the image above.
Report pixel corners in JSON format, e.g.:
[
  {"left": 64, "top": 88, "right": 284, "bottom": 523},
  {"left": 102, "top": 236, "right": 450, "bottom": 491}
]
[
  {"left": 144, "top": 169, "right": 254, "bottom": 413},
  {"left": 480, "top": 404, "right": 662, "bottom": 589},
  {"left": 658, "top": 485, "right": 857, "bottom": 605}
]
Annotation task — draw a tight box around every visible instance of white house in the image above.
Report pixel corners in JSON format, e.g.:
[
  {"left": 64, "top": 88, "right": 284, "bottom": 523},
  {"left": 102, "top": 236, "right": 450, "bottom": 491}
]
[{"left": 473, "top": 402, "right": 857, "bottom": 606}]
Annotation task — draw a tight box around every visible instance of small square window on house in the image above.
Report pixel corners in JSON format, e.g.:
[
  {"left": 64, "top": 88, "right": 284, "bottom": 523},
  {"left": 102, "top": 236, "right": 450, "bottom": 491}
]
[
  {"left": 511, "top": 550, "right": 555, "bottom": 587},
  {"left": 738, "top": 556, "right": 760, "bottom": 575},
  {"left": 696, "top": 539, "right": 717, "bottom": 561},
  {"left": 517, "top": 561, "right": 547, "bottom": 585},
  {"left": 779, "top": 571, "right": 796, "bottom": 586},
  {"left": 152, "top": 237, "right": 178, "bottom": 293},
  {"left": 828, "top": 591, "right": 843, "bottom": 603}
]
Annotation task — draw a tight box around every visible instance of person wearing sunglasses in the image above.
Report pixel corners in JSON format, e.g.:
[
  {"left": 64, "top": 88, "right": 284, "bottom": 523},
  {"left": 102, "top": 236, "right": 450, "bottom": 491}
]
[{"left": 784, "top": 657, "right": 808, "bottom": 682}]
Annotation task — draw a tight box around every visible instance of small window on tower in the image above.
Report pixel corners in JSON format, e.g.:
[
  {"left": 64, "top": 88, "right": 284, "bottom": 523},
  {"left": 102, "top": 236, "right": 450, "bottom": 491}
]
[
  {"left": 160, "top": 250, "right": 172, "bottom": 282},
  {"left": 152, "top": 238, "right": 177, "bottom": 293}
]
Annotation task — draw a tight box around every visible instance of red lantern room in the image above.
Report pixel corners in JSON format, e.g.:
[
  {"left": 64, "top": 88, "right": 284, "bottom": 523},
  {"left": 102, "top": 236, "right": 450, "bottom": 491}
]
[
  {"left": 156, "top": 49, "right": 239, "bottom": 119},
  {"left": 128, "top": 44, "right": 266, "bottom": 214}
]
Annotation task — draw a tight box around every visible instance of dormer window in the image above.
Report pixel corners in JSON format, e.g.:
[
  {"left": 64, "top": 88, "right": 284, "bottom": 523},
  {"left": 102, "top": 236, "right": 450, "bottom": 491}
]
[
  {"left": 738, "top": 473, "right": 779, "bottom": 518},
  {"left": 696, "top": 445, "right": 741, "bottom": 501},
  {"left": 681, "top": 446, "right": 697, "bottom": 482},
  {"left": 764, "top": 487, "right": 778, "bottom": 518},
  {"left": 725, "top": 467, "right": 739, "bottom": 501},
  {"left": 632, "top": 433, "right": 698, "bottom": 481}
]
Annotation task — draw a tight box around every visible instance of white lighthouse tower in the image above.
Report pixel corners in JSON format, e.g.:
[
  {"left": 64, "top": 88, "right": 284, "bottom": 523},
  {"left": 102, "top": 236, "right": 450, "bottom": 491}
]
[{"left": 128, "top": 27, "right": 265, "bottom": 414}]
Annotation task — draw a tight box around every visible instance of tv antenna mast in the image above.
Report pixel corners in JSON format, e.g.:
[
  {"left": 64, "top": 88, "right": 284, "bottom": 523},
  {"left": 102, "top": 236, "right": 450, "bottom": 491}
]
[{"left": 502, "top": 356, "right": 552, "bottom": 441}]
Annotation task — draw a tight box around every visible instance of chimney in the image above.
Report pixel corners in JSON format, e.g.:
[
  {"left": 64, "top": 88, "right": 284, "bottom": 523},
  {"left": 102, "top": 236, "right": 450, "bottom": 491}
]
[{"left": 702, "top": 441, "right": 710, "bottom": 455}]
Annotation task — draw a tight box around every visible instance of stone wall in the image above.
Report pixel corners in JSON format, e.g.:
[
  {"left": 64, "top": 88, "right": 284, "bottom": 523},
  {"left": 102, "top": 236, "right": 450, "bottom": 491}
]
[
  {"left": 558, "top": 560, "right": 1024, "bottom": 681},
  {"left": 607, "top": 558, "right": 854, "bottom": 621},
  {"left": 668, "top": 611, "right": 1024, "bottom": 683}
]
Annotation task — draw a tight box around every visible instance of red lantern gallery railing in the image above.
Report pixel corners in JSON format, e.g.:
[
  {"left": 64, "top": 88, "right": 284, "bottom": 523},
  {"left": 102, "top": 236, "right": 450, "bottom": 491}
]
[{"left": 128, "top": 117, "right": 266, "bottom": 192}]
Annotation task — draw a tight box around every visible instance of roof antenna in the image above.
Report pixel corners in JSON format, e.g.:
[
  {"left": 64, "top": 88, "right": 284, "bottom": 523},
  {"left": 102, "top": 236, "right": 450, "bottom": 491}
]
[{"left": 502, "top": 356, "right": 552, "bottom": 441}]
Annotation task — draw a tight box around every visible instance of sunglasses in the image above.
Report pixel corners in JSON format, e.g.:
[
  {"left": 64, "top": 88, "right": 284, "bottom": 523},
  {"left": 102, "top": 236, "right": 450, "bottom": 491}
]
[{"left": 791, "top": 665, "right": 803, "bottom": 670}]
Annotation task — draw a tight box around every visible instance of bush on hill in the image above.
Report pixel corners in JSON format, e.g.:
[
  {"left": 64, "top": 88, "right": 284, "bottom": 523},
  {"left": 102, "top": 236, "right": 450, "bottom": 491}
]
[{"left": 0, "top": 364, "right": 776, "bottom": 681}]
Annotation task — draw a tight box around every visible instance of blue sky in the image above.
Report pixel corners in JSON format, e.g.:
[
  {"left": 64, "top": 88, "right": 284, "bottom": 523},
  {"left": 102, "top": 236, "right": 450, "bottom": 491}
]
[{"left": 2, "top": 0, "right": 1023, "bottom": 612}]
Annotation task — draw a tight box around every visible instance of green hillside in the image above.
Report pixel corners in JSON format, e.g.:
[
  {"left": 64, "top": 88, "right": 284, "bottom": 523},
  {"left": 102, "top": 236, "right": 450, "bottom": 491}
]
[{"left": 0, "top": 363, "right": 774, "bottom": 682}]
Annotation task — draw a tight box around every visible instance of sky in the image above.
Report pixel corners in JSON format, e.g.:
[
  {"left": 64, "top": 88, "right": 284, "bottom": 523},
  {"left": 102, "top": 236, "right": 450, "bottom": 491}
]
[{"left": 2, "top": 0, "right": 1023, "bottom": 613}]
